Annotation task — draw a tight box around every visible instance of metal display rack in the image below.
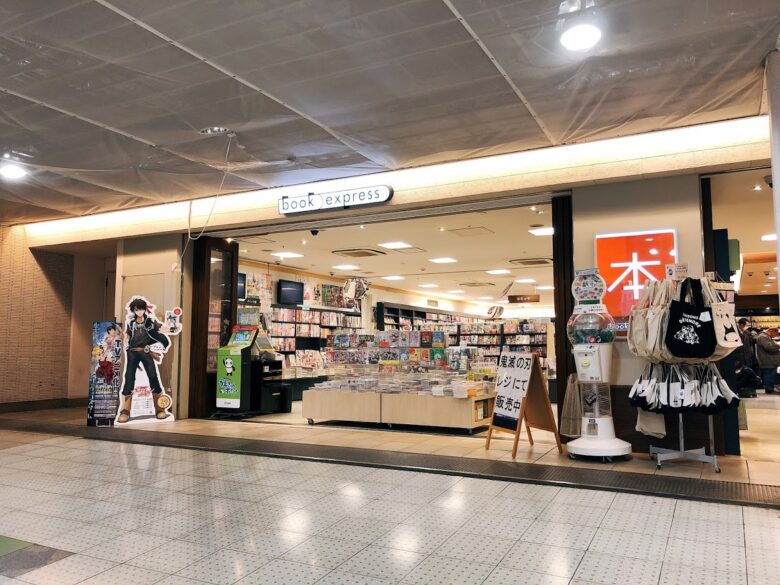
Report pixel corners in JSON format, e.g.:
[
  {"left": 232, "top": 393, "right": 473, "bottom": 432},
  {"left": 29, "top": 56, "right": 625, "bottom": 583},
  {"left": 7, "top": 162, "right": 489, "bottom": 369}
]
[{"left": 650, "top": 413, "right": 720, "bottom": 473}]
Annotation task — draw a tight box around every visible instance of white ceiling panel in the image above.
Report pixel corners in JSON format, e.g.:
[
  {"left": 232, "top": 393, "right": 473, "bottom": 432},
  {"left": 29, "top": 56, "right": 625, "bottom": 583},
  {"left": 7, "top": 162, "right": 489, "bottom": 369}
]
[{"left": 0, "top": 0, "right": 777, "bottom": 224}]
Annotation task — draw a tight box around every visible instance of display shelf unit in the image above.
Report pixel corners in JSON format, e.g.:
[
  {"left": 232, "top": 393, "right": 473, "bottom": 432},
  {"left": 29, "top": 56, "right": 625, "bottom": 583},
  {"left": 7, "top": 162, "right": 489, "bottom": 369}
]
[{"left": 270, "top": 303, "right": 363, "bottom": 358}]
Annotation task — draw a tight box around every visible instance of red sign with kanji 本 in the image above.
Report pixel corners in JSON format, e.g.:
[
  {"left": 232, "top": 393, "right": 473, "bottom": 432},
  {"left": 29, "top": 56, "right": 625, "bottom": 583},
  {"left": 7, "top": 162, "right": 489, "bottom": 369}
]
[{"left": 595, "top": 229, "right": 677, "bottom": 318}]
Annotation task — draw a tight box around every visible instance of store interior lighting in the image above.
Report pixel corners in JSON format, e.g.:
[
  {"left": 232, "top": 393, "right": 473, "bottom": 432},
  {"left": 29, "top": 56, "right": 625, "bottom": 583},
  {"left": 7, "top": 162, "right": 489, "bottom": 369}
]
[
  {"left": 0, "top": 163, "right": 27, "bottom": 180},
  {"left": 529, "top": 227, "right": 555, "bottom": 236},
  {"left": 558, "top": 0, "right": 602, "bottom": 52},
  {"left": 378, "top": 241, "right": 412, "bottom": 249}
]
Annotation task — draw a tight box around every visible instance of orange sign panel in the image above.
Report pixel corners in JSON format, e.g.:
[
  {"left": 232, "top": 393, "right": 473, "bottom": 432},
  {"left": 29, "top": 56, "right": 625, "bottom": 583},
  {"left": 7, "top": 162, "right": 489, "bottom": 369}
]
[{"left": 595, "top": 229, "right": 677, "bottom": 318}]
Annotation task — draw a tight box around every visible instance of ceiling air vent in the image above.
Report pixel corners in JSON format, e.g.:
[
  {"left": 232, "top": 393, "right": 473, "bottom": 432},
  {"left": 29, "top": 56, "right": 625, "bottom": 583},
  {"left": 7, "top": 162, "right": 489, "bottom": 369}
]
[
  {"left": 448, "top": 226, "right": 495, "bottom": 237},
  {"left": 509, "top": 257, "right": 553, "bottom": 266},
  {"left": 394, "top": 247, "right": 427, "bottom": 254},
  {"left": 332, "top": 248, "right": 387, "bottom": 258},
  {"left": 459, "top": 281, "right": 496, "bottom": 288}
]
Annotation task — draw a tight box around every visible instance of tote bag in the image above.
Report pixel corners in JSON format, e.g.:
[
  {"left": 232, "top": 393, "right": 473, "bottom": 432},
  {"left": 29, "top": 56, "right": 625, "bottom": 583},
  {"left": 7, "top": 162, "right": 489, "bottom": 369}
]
[
  {"left": 664, "top": 278, "right": 716, "bottom": 360},
  {"left": 628, "top": 281, "right": 655, "bottom": 358},
  {"left": 701, "top": 279, "right": 741, "bottom": 360}
]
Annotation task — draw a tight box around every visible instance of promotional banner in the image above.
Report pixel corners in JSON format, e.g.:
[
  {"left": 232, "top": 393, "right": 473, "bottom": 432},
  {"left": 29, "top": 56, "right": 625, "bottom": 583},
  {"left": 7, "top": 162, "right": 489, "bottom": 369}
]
[
  {"left": 116, "top": 296, "right": 183, "bottom": 425},
  {"left": 87, "top": 321, "right": 122, "bottom": 427}
]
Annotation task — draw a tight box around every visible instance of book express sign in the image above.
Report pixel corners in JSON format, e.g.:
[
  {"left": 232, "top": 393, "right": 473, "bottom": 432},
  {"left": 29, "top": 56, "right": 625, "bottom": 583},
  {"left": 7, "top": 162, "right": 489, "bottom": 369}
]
[{"left": 279, "top": 185, "right": 393, "bottom": 215}]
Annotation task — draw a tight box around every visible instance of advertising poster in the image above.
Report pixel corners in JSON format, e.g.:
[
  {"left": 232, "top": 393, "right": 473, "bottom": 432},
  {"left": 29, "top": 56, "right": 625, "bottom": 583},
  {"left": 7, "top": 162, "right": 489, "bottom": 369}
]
[
  {"left": 117, "top": 296, "right": 183, "bottom": 425},
  {"left": 493, "top": 351, "right": 533, "bottom": 430},
  {"left": 87, "top": 321, "right": 122, "bottom": 427}
]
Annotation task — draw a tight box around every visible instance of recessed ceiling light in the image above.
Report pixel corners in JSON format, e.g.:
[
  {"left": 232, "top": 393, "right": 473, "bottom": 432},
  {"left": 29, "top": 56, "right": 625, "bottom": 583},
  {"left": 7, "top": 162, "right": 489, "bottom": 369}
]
[
  {"left": 530, "top": 206, "right": 537, "bottom": 211},
  {"left": 560, "top": 23, "right": 602, "bottom": 51},
  {"left": 515, "top": 278, "right": 536, "bottom": 284},
  {"left": 439, "top": 227, "right": 446, "bottom": 232},
  {"left": 479, "top": 296, "right": 493, "bottom": 300},
  {"left": 333, "top": 264, "right": 360, "bottom": 270},
  {"left": 429, "top": 257, "right": 457, "bottom": 264},
  {"left": 271, "top": 251, "right": 303, "bottom": 259},
  {"left": 486, "top": 269, "right": 511, "bottom": 275},
  {"left": 359, "top": 225, "right": 365, "bottom": 229},
  {"left": 0, "top": 163, "right": 27, "bottom": 180},
  {"left": 199, "top": 126, "right": 230, "bottom": 135},
  {"left": 378, "top": 241, "right": 412, "bottom": 249},
  {"left": 301, "top": 239, "right": 307, "bottom": 245},
  {"left": 382, "top": 275, "right": 404, "bottom": 281},
  {"left": 537, "top": 285, "right": 555, "bottom": 290},
  {"left": 448, "top": 290, "right": 465, "bottom": 294},
  {"left": 761, "top": 234, "right": 777, "bottom": 241},
  {"left": 764, "top": 284, "right": 772, "bottom": 287},
  {"left": 753, "top": 184, "right": 763, "bottom": 191},
  {"left": 226, "top": 238, "right": 233, "bottom": 243},
  {"left": 529, "top": 227, "right": 554, "bottom": 236},
  {"left": 419, "top": 284, "right": 439, "bottom": 288}
]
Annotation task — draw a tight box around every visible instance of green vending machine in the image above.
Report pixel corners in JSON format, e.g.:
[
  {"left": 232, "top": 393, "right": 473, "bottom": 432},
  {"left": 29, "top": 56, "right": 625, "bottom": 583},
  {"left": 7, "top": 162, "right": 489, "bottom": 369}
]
[{"left": 216, "top": 326, "right": 258, "bottom": 410}]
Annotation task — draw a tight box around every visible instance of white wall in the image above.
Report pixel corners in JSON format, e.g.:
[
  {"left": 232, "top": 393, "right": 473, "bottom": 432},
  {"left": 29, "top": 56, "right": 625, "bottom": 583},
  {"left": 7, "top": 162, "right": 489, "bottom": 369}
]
[{"left": 573, "top": 174, "right": 704, "bottom": 385}]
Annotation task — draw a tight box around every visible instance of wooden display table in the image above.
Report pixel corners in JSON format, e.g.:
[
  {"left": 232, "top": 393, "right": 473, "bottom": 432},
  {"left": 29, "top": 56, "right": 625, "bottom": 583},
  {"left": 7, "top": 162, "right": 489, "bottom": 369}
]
[
  {"left": 302, "top": 390, "right": 496, "bottom": 432},
  {"left": 302, "top": 390, "right": 381, "bottom": 424}
]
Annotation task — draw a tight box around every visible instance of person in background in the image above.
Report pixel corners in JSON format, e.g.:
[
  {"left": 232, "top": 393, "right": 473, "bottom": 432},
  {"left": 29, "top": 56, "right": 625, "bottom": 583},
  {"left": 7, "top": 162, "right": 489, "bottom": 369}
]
[
  {"left": 734, "top": 318, "right": 760, "bottom": 397},
  {"left": 755, "top": 327, "right": 780, "bottom": 395}
]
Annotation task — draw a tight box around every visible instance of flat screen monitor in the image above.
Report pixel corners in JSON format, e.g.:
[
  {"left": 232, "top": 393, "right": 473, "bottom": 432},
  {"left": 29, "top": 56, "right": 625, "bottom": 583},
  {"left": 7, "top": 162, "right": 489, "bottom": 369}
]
[
  {"left": 237, "top": 273, "right": 246, "bottom": 301},
  {"left": 277, "top": 279, "right": 304, "bottom": 305}
]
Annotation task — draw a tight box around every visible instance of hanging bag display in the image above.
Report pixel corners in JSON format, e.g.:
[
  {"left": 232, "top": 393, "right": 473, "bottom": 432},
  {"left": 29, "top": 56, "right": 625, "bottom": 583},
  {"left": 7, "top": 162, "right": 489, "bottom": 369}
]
[
  {"left": 646, "top": 279, "right": 676, "bottom": 363},
  {"left": 628, "top": 281, "right": 656, "bottom": 358},
  {"left": 701, "top": 278, "right": 741, "bottom": 360},
  {"left": 664, "top": 278, "right": 716, "bottom": 360}
]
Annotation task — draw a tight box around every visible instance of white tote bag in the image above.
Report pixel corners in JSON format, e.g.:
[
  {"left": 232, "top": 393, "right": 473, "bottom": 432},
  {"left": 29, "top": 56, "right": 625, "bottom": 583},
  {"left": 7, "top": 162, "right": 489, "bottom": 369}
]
[
  {"left": 701, "top": 278, "right": 741, "bottom": 360},
  {"left": 628, "top": 280, "right": 656, "bottom": 358}
]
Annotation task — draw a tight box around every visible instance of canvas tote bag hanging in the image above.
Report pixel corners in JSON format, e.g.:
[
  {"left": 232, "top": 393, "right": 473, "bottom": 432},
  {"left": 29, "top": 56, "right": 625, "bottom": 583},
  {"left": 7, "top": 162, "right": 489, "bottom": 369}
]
[
  {"left": 664, "top": 278, "right": 716, "bottom": 360},
  {"left": 628, "top": 280, "right": 656, "bottom": 358},
  {"left": 701, "top": 278, "right": 741, "bottom": 360}
]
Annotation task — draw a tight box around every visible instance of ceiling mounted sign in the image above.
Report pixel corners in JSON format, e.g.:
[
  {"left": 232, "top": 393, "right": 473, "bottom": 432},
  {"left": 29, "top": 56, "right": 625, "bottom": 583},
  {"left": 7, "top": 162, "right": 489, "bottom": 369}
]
[
  {"left": 508, "top": 294, "right": 541, "bottom": 303},
  {"left": 279, "top": 185, "right": 392, "bottom": 215}
]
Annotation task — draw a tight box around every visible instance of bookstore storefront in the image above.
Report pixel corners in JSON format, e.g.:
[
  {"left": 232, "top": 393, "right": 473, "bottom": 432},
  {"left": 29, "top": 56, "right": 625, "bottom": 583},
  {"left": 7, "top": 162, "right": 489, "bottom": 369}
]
[{"left": 190, "top": 199, "right": 557, "bottom": 435}]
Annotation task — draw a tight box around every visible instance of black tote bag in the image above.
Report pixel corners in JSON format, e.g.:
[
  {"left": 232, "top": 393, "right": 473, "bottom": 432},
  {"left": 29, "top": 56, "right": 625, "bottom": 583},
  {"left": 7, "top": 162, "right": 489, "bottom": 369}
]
[{"left": 664, "top": 278, "right": 716, "bottom": 360}]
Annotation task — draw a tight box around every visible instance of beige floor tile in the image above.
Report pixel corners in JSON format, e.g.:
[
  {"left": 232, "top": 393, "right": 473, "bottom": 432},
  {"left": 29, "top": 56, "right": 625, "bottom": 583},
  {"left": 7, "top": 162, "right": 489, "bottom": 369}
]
[{"left": 747, "top": 460, "right": 780, "bottom": 486}]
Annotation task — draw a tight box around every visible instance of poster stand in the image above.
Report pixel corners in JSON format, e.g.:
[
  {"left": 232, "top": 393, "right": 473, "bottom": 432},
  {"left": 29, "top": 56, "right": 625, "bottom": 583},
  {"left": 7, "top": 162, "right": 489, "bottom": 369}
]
[{"left": 485, "top": 352, "right": 562, "bottom": 459}]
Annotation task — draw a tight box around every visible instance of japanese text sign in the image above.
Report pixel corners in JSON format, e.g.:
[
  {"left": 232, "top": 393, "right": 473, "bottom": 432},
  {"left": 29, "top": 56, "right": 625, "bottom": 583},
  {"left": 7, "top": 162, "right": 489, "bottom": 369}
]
[
  {"left": 595, "top": 229, "right": 677, "bottom": 318},
  {"left": 494, "top": 351, "right": 533, "bottom": 421}
]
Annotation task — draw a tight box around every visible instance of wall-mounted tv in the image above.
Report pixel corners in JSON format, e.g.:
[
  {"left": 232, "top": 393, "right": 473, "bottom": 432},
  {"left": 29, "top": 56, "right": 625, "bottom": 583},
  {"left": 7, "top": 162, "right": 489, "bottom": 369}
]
[
  {"left": 277, "top": 279, "right": 304, "bottom": 305},
  {"left": 237, "top": 273, "right": 246, "bottom": 301}
]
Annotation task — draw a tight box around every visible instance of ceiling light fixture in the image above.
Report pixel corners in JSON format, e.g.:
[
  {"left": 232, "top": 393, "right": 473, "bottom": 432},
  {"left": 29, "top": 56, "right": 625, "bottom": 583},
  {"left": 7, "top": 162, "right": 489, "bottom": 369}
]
[
  {"left": 486, "top": 269, "right": 511, "bottom": 275},
  {"left": 448, "top": 290, "right": 465, "bottom": 294},
  {"left": 515, "top": 278, "right": 536, "bottom": 284},
  {"left": 761, "top": 234, "right": 777, "bottom": 241},
  {"left": 0, "top": 163, "right": 27, "bottom": 180},
  {"left": 560, "top": 23, "right": 602, "bottom": 51},
  {"left": 429, "top": 257, "right": 457, "bottom": 264},
  {"left": 529, "top": 227, "right": 554, "bottom": 236},
  {"left": 537, "top": 285, "right": 555, "bottom": 290},
  {"left": 270, "top": 251, "right": 303, "bottom": 259},
  {"left": 378, "top": 241, "right": 412, "bottom": 249},
  {"left": 382, "top": 275, "right": 405, "bottom": 281},
  {"left": 359, "top": 225, "right": 365, "bottom": 229},
  {"left": 419, "top": 284, "right": 439, "bottom": 288},
  {"left": 332, "top": 264, "right": 360, "bottom": 270},
  {"left": 753, "top": 184, "right": 763, "bottom": 191},
  {"left": 199, "top": 126, "right": 230, "bottom": 135}
]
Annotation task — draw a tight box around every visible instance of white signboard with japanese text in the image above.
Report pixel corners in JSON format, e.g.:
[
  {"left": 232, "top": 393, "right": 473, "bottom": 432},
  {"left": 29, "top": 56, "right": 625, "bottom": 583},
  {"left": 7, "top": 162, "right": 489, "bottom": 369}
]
[{"left": 493, "top": 352, "right": 533, "bottom": 422}]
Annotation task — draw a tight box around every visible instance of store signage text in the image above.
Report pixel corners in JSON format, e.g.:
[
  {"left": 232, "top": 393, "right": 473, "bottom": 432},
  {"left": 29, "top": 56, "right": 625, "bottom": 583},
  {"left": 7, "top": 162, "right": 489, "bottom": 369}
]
[
  {"left": 508, "top": 294, "right": 540, "bottom": 303},
  {"left": 279, "top": 185, "right": 393, "bottom": 215}
]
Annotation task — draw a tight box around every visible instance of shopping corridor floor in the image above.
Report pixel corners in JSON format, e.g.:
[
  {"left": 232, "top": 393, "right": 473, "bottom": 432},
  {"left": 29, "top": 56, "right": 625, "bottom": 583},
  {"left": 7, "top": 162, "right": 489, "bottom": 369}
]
[{"left": 0, "top": 429, "right": 777, "bottom": 585}]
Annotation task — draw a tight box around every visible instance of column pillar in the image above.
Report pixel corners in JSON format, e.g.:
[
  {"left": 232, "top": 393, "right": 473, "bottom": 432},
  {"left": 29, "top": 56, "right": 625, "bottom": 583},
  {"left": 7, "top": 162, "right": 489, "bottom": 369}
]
[{"left": 767, "top": 51, "right": 780, "bottom": 302}]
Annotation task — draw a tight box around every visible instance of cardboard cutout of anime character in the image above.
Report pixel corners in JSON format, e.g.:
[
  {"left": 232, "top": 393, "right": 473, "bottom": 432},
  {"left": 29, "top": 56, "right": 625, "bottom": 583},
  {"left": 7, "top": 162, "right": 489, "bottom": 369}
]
[{"left": 116, "top": 296, "right": 183, "bottom": 424}]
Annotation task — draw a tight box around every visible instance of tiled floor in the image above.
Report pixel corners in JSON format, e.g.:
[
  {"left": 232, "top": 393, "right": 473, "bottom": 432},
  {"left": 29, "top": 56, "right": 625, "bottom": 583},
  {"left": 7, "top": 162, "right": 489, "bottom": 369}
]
[
  {"left": 0, "top": 429, "right": 777, "bottom": 585},
  {"left": 4, "top": 399, "right": 779, "bottom": 485}
]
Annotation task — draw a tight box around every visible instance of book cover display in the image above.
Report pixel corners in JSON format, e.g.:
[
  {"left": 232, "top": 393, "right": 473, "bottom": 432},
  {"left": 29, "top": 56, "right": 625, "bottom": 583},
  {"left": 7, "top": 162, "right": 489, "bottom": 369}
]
[{"left": 87, "top": 321, "right": 122, "bottom": 427}]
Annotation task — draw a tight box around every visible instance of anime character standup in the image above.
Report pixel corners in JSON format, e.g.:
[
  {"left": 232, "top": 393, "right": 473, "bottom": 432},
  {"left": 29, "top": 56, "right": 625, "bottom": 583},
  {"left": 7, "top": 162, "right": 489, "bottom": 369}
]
[{"left": 117, "top": 297, "right": 181, "bottom": 423}]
